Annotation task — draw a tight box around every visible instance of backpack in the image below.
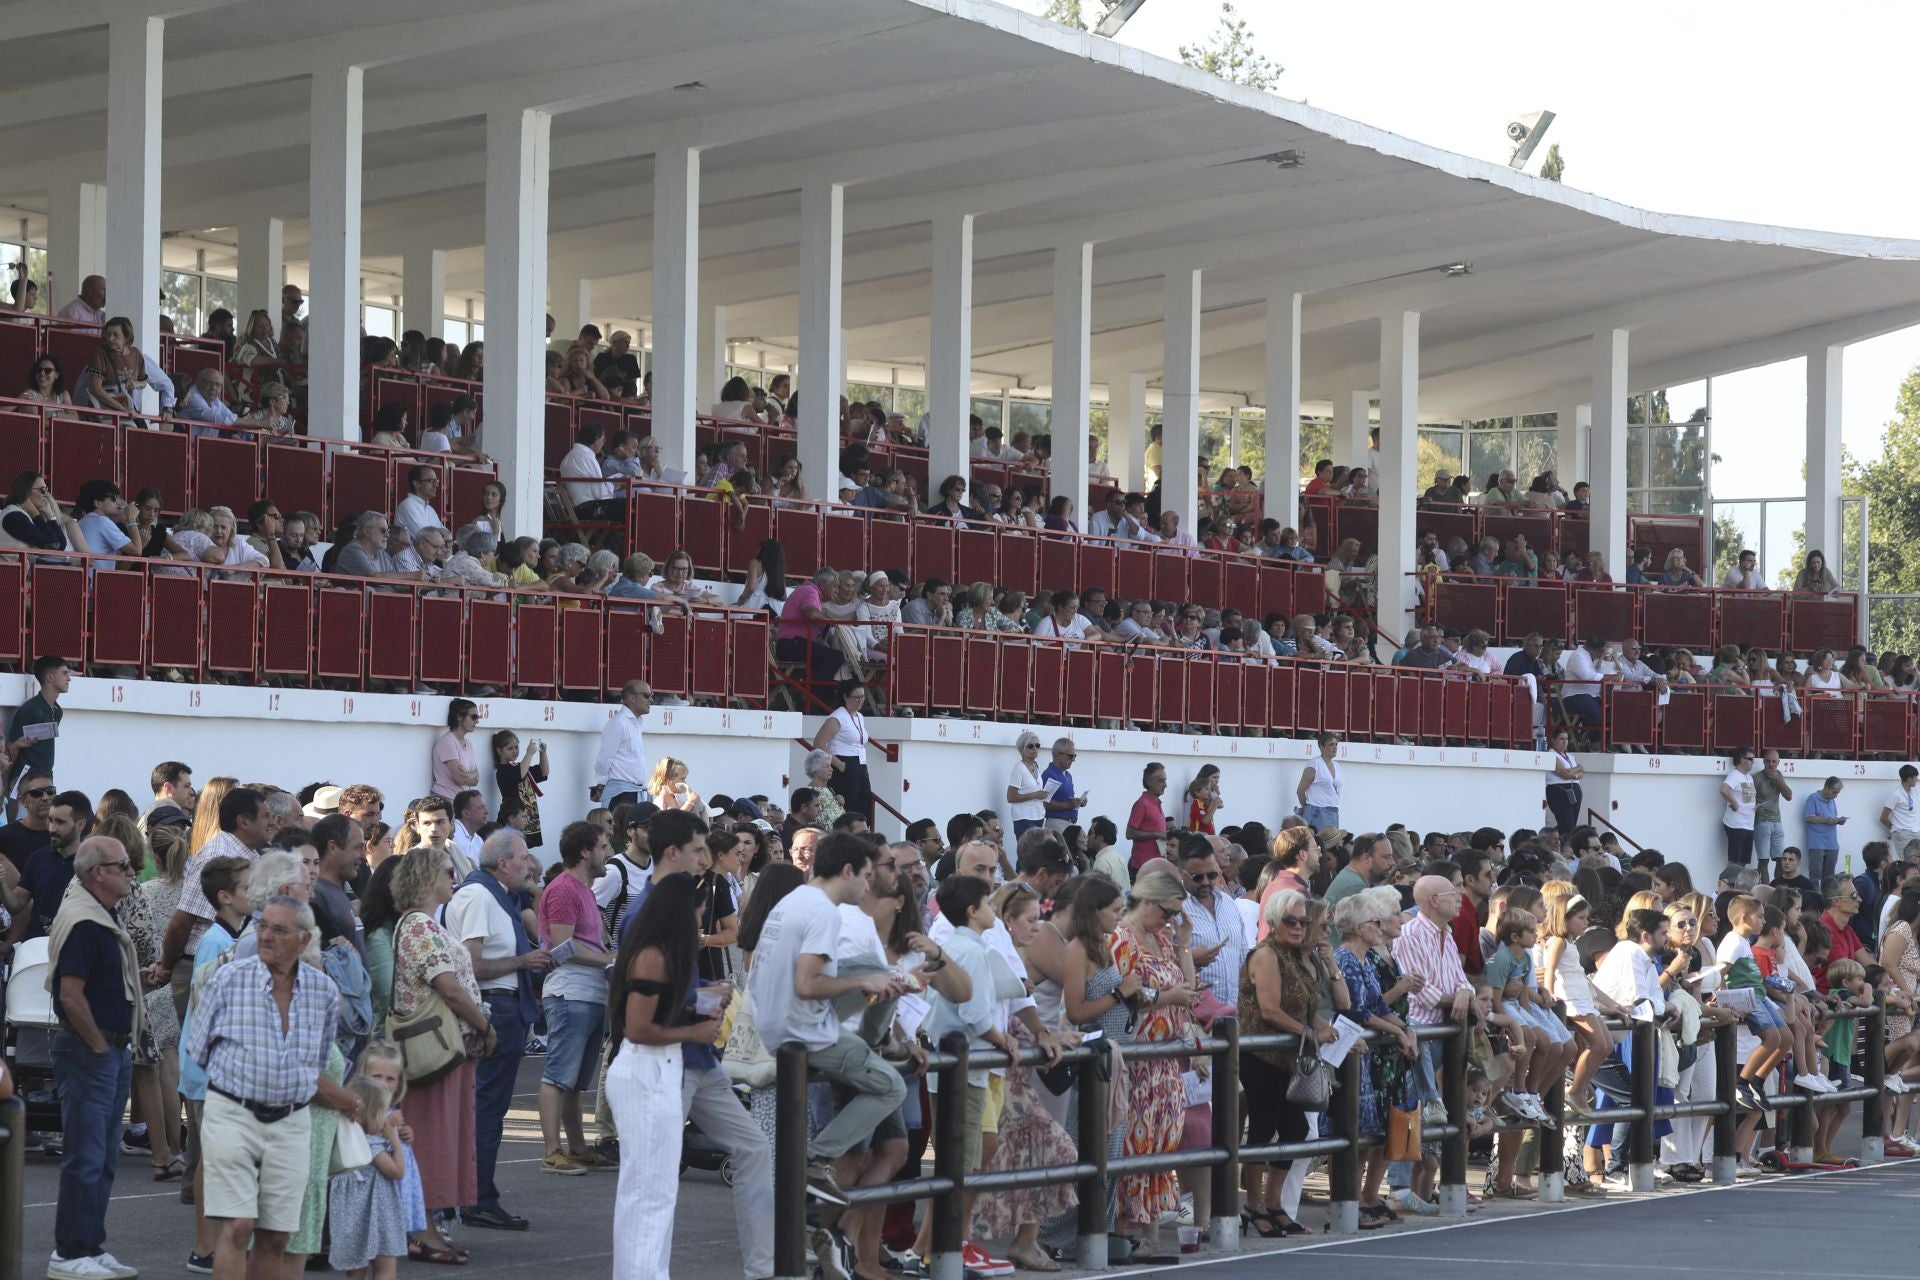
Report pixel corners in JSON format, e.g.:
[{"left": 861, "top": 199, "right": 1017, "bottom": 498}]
[{"left": 600, "top": 858, "right": 630, "bottom": 940}]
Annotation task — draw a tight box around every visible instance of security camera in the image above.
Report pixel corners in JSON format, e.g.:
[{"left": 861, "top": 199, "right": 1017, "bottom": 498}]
[{"left": 1505, "top": 110, "right": 1555, "bottom": 169}]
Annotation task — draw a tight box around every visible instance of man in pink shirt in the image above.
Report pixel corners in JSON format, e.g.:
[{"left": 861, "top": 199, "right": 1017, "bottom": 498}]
[
  {"left": 775, "top": 565, "right": 843, "bottom": 702},
  {"left": 1126, "top": 763, "right": 1169, "bottom": 871},
  {"left": 535, "top": 821, "right": 617, "bottom": 1174}
]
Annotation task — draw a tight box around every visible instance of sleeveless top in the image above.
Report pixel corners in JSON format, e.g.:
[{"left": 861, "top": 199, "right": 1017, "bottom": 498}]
[
  {"left": 1546, "top": 750, "right": 1578, "bottom": 786},
  {"left": 1237, "top": 938, "right": 1315, "bottom": 1067},
  {"left": 1304, "top": 756, "right": 1341, "bottom": 808},
  {"left": 621, "top": 972, "right": 687, "bottom": 1033},
  {"left": 1029, "top": 922, "right": 1068, "bottom": 1030}
]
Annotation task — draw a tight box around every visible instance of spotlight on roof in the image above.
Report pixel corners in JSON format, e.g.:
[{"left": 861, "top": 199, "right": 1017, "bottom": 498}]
[
  {"left": 1093, "top": 0, "right": 1152, "bottom": 37},
  {"left": 673, "top": 80, "right": 708, "bottom": 92},
  {"left": 1505, "top": 110, "right": 1555, "bottom": 169},
  {"left": 1442, "top": 262, "right": 1473, "bottom": 278}
]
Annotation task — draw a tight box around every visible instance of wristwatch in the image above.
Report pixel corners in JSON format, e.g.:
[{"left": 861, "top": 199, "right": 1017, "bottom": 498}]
[{"left": 1138, "top": 985, "right": 1159, "bottom": 1009}]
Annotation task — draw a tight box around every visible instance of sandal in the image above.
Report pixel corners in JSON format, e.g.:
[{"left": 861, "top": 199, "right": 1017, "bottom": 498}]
[
  {"left": 1270, "top": 1213, "right": 1308, "bottom": 1237},
  {"left": 407, "top": 1240, "right": 466, "bottom": 1266},
  {"left": 1486, "top": 1181, "right": 1535, "bottom": 1200},
  {"left": 1006, "top": 1249, "right": 1060, "bottom": 1273},
  {"left": 153, "top": 1157, "right": 186, "bottom": 1182},
  {"left": 1239, "top": 1208, "right": 1288, "bottom": 1238}
]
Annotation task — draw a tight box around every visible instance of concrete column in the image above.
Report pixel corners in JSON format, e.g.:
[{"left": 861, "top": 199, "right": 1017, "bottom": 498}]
[
  {"left": 1160, "top": 268, "right": 1202, "bottom": 535},
  {"left": 483, "top": 106, "right": 552, "bottom": 540},
  {"left": 650, "top": 144, "right": 700, "bottom": 475},
  {"left": 1805, "top": 345, "right": 1844, "bottom": 575},
  {"left": 1590, "top": 329, "right": 1631, "bottom": 581},
  {"left": 1556, "top": 398, "right": 1590, "bottom": 489},
  {"left": 1050, "top": 242, "right": 1093, "bottom": 523},
  {"left": 1263, "top": 290, "right": 1302, "bottom": 522},
  {"left": 402, "top": 244, "right": 446, "bottom": 339},
  {"left": 1333, "top": 387, "right": 1371, "bottom": 470},
  {"left": 1106, "top": 371, "right": 1147, "bottom": 492},
  {"left": 237, "top": 216, "right": 285, "bottom": 325},
  {"left": 797, "top": 180, "right": 844, "bottom": 503},
  {"left": 45, "top": 179, "right": 105, "bottom": 313},
  {"left": 105, "top": 15, "right": 162, "bottom": 392},
  {"left": 308, "top": 63, "right": 364, "bottom": 440},
  {"left": 550, "top": 276, "right": 590, "bottom": 348},
  {"left": 698, "top": 300, "right": 728, "bottom": 409},
  {"left": 1377, "top": 311, "right": 1421, "bottom": 641},
  {"left": 926, "top": 211, "right": 974, "bottom": 496}
]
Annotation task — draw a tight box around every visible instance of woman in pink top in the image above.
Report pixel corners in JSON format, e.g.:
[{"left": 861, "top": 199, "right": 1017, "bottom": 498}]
[{"left": 431, "top": 699, "right": 482, "bottom": 799}]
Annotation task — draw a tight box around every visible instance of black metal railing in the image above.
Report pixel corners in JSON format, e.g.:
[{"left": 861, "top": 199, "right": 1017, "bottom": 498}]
[
  {"left": 2, "top": 1095, "right": 25, "bottom": 1280},
  {"left": 771, "top": 995, "right": 1890, "bottom": 1278}
]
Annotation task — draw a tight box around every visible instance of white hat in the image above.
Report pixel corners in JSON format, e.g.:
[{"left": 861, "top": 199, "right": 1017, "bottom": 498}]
[{"left": 302, "top": 785, "right": 344, "bottom": 821}]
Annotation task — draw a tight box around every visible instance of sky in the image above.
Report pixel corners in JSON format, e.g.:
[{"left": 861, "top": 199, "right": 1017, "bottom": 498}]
[{"left": 1004, "top": 0, "right": 1920, "bottom": 501}]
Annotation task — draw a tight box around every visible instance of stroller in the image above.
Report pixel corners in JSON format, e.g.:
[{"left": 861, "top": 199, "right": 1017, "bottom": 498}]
[
  {"left": 4, "top": 937, "right": 65, "bottom": 1134},
  {"left": 679, "top": 1080, "right": 753, "bottom": 1186}
]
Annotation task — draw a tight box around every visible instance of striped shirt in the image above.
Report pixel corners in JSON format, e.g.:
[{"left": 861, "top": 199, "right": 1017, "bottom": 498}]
[
  {"left": 176, "top": 832, "right": 263, "bottom": 950},
  {"left": 1391, "top": 912, "right": 1468, "bottom": 1026},
  {"left": 1185, "top": 891, "right": 1247, "bottom": 1006},
  {"left": 183, "top": 954, "right": 340, "bottom": 1107}
]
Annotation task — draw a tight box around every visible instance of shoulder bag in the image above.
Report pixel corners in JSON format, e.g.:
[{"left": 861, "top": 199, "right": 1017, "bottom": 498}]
[
  {"left": 1284, "top": 1032, "right": 1331, "bottom": 1111},
  {"left": 329, "top": 1118, "right": 373, "bottom": 1176},
  {"left": 386, "top": 912, "right": 467, "bottom": 1087}
]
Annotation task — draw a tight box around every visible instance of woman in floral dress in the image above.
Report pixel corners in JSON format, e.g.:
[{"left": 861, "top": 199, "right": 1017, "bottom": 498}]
[
  {"left": 1111, "top": 871, "right": 1198, "bottom": 1242},
  {"left": 1332, "top": 892, "right": 1419, "bottom": 1226}
]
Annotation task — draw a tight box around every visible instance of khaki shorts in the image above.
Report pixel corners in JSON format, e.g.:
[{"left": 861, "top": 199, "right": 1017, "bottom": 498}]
[
  {"left": 960, "top": 1083, "right": 987, "bottom": 1173},
  {"left": 200, "top": 1093, "right": 313, "bottom": 1233},
  {"left": 981, "top": 1074, "right": 1006, "bottom": 1134}
]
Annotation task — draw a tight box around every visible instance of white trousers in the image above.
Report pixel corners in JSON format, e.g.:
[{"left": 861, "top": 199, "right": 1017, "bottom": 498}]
[
  {"left": 608, "top": 1041, "right": 685, "bottom": 1279},
  {"left": 1661, "top": 1041, "right": 1716, "bottom": 1167}
]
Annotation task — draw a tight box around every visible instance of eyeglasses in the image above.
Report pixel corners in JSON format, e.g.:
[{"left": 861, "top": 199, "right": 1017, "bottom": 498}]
[
  {"left": 257, "top": 922, "right": 303, "bottom": 937},
  {"left": 1279, "top": 915, "right": 1308, "bottom": 928},
  {"left": 34, "top": 366, "right": 55, "bottom": 376},
  {"left": 1671, "top": 918, "right": 1696, "bottom": 929},
  {"left": 1189, "top": 870, "right": 1221, "bottom": 882},
  {"left": 22, "top": 787, "right": 54, "bottom": 798},
  {"left": 99, "top": 860, "right": 133, "bottom": 873}
]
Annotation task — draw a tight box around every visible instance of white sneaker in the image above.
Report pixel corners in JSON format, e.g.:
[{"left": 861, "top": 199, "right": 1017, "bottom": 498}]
[
  {"left": 47, "top": 1255, "right": 121, "bottom": 1280},
  {"left": 91, "top": 1255, "right": 137, "bottom": 1280},
  {"left": 1393, "top": 1188, "right": 1439, "bottom": 1216}
]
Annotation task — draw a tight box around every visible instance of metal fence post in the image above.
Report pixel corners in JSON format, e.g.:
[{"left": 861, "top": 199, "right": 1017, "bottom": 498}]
[
  {"left": 1076, "top": 1040, "right": 1112, "bottom": 1271},
  {"left": 1711, "top": 1020, "right": 1739, "bottom": 1186},
  {"left": 773, "top": 1044, "right": 812, "bottom": 1280},
  {"left": 930, "top": 1034, "right": 971, "bottom": 1280},
  {"left": 1862, "top": 993, "right": 1886, "bottom": 1164},
  {"left": 0, "top": 1097, "right": 24, "bottom": 1280},
  {"left": 1328, "top": 1043, "right": 1362, "bottom": 1234},
  {"left": 1627, "top": 1020, "right": 1657, "bottom": 1192},
  {"left": 1787, "top": 1071, "right": 1816, "bottom": 1165},
  {"left": 1536, "top": 1056, "right": 1566, "bottom": 1202},
  {"left": 1208, "top": 1021, "right": 1242, "bottom": 1252},
  {"left": 1438, "top": 1023, "right": 1468, "bottom": 1218}
]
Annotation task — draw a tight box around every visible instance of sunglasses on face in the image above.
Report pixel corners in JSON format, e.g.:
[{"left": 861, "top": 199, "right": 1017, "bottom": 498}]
[
  {"left": 1279, "top": 915, "right": 1308, "bottom": 928},
  {"left": 1190, "top": 870, "right": 1221, "bottom": 882},
  {"left": 22, "top": 787, "right": 54, "bottom": 799},
  {"left": 1672, "top": 918, "right": 1696, "bottom": 929}
]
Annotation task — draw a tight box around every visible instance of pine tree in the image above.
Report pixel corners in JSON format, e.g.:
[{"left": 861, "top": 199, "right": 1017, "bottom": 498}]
[
  {"left": 1041, "top": 0, "right": 1089, "bottom": 27},
  {"left": 1846, "top": 361, "right": 1920, "bottom": 654},
  {"left": 1179, "top": 2, "right": 1283, "bottom": 90},
  {"left": 1538, "top": 142, "right": 1566, "bottom": 182}
]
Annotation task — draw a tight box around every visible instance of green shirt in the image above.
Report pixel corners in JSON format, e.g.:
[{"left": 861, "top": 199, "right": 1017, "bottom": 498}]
[
  {"left": 1753, "top": 771, "right": 1784, "bottom": 824},
  {"left": 7, "top": 693, "right": 59, "bottom": 786},
  {"left": 1324, "top": 866, "right": 1371, "bottom": 905}
]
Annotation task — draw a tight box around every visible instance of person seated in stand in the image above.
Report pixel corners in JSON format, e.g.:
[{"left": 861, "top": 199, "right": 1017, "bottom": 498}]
[
  {"left": 330, "top": 511, "right": 425, "bottom": 582},
  {"left": 21, "top": 353, "right": 72, "bottom": 404},
  {"left": 560, "top": 423, "right": 621, "bottom": 521},
  {"left": 600, "top": 431, "right": 642, "bottom": 480},
  {"left": 709, "top": 375, "right": 761, "bottom": 423},
  {"left": 175, "top": 367, "right": 243, "bottom": 438},
  {"left": 1478, "top": 469, "right": 1524, "bottom": 507},
  {"left": 543, "top": 349, "right": 567, "bottom": 393},
  {"left": 555, "top": 346, "right": 611, "bottom": 400},
  {"left": 901, "top": 578, "right": 955, "bottom": 628},
  {"left": 1117, "top": 493, "right": 1160, "bottom": 543},
  {"left": 1794, "top": 550, "right": 1840, "bottom": 598},
  {"left": 1398, "top": 625, "right": 1455, "bottom": 671},
  {"left": 1493, "top": 535, "right": 1538, "bottom": 579},
  {"left": 1032, "top": 590, "right": 1095, "bottom": 644},
  {"left": 970, "top": 425, "right": 1021, "bottom": 462},
  {"left": 1657, "top": 549, "right": 1706, "bottom": 588},
  {"left": 702, "top": 440, "right": 760, "bottom": 494},
  {"left": 1564, "top": 481, "right": 1592, "bottom": 513},
  {"left": 235, "top": 381, "right": 296, "bottom": 438},
  {"left": 593, "top": 331, "right": 642, "bottom": 399},
  {"left": 1465, "top": 536, "right": 1498, "bottom": 577},
  {"left": 1342, "top": 466, "right": 1375, "bottom": 499},
  {"left": 1721, "top": 548, "right": 1764, "bottom": 590},
  {"left": 1252, "top": 519, "right": 1313, "bottom": 562},
  {"left": 1156, "top": 509, "right": 1200, "bottom": 554},
  {"left": 393, "top": 465, "right": 450, "bottom": 538},
  {"left": 1422, "top": 470, "right": 1457, "bottom": 503}
]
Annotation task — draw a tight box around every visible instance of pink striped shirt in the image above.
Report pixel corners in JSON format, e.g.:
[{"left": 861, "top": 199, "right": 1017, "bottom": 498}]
[{"left": 1392, "top": 912, "right": 1468, "bottom": 1026}]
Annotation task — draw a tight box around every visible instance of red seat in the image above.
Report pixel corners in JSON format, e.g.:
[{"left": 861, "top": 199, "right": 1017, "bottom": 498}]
[
  {"left": 1241, "top": 664, "right": 1272, "bottom": 734},
  {"left": 1000, "top": 640, "right": 1035, "bottom": 719},
  {"left": 683, "top": 498, "right": 730, "bottom": 577},
  {"left": 206, "top": 578, "right": 260, "bottom": 675},
  {"left": 1115, "top": 547, "right": 1154, "bottom": 599},
  {"left": 870, "top": 518, "right": 913, "bottom": 579},
  {"left": 605, "top": 605, "right": 651, "bottom": 691},
  {"left": 963, "top": 636, "right": 999, "bottom": 716},
  {"left": 314, "top": 588, "right": 365, "bottom": 681},
  {"left": 1465, "top": 680, "right": 1491, "bottom": 743},
  {"left": 1432, "top": 580, "right": 1499, "bottom": 640},
  {"left": 1212, "top": 661, "right": 1244, "bottom": 732},
  {"left": 1807, "top": 695, "right": 1857, "bottom": 756},
  {"left": 1039, "top": 537, "right": 1078, "bottom": 595},
  {"left": 1320, "top": 669, "right": 1348, "bottom": 735},
  {"left": 1441, "top": 678, "right": 1469, "bottom": 741},
  {"left": 1659, "top": 687, "right": 1709, "bottom": 752},
  {"left": 928, "top": 633, "right": 964, "bottom": 711},
  {"left": 193, "top": 436, "right": 262, "bottom": 517},
  {"left": 263, "top": 581, "right": 313, "bottom": 679},
  {"left": 1000, "top": 532, "right": 1039, "bottom": 596},
  {"left": 1189, "top": 557, "right": 1223, "bottom": 615},
  {"left": 90, "top": 569, "right": 147, "bottom": 668},
  {"left": 823, "top": 515, "right": 869, "bottom": 576},
  {"left": 1151, "top": 551, "right": 1189, "bottom": 605},
  {"left": 544, "top": 401, "right": 575, "bottom": 469},
  {"left": 28, "top": 562, "right": 86, "bottom": 664},
  {"left": 366, "top": 590, "right": 415, "bottom": 684},
  {"left": 1642, "top": 590, "right": 1712, "bottom": 652},
  {"left": 1345, "top": 668, "right": 1374, "bottom": 739},
  {"left": 447, "top": 465, "right": 495, "bottom": 529},
  {"left": 467, "top": 598, "right": 514, "bottom": 689},
  {"left": 1789, "top": 598, "right": 1856, "bottom": 656},
  {"left": 46, "top": 418, "right": 119, "bottom": 504},
  {"left": 648, "top": 612, "right": 689, "bottom": 697},
  {"left": 150, "top": 572, "right": 206, "bottom": 679},
  {"left": 1183, "top": 656, "right": 1216, "bottom": 732},
  {"left": 1571, "top": 587, "right": 1635, "bottom": 648},
  {"left": 727, "top": 501, "right": 774, "bottom": 575},
  {"left": 1063, "top": 646, "right": 1097, "bottom": 721},
  {"left": 1607, "top": 688, "right": 1656, "bottom": 747},
  {"left": 331, "top": 450, "right": 390, "bottom": 526},
  {"left": 560, "top": 607, "right": 607, "bottom": 694},
  {"left": 45, "top": 326, "right": 99, "bottom": 383},
  {"left": 1716, "top": 592, "right": 1787, "bottom": 655},
  {"left": 912, "top": 522, "right": 956, "bottom": 585},
  {"left": 1758, "top": 693, "right": 1803, "bottom": 754},
  {"left": 0, "top": 410, "right": 44, "bottom": 490},
  {"left": 1127, "top": 650, "right": 1159, "bottom": 728},
  {"left": 515, "top": 603, "right": 559, "bottom": 690},
  {"left": 1256, "top": 563, "right": 1294, "bottom": 621},
  {"left": 731, "top": 616, "right": 770, "bottom": 703},
  {"left": 0, "top": 324, "right": 39, "bottom": 386},
  {"left": 1294, "top": 667, "right": 1323, "bottom": 734},
  {"left": 120, "top": 429, "right": 189, "bottom": 516},
  {"left": 630, "top": 490, "right": 681, "bottom": 564},
  {"left": 1504, "top": 582, "right": 1569, "bottom": 646},
  {"left": 890, "top": 628, "right": 931, "bottom": 708},
  {"left": 1418, "top": 677, "right": 1444, "bottom": 744},
  {"left": 1094, "top": 647, "right": 1128, "bottom": 723},
  {"left": 1079, "top": 545, "right": 1116, "bottom": 598},
  {"left": 1395, "top": 672, "right": 1422, "bottom": 741},
  {"left": 956, "top": 525, "right": 998, "bottom": 587},
  {"left": 264, "top": 443, "right": 325, "bottom": 523},
  {"left": 1863, "top": 693, "right": 1912, "bottom": 756},
  {"left": 1031, "top": 642, "right": 1064, "bottom": 720},
  {"left": 1156, "top": 651, "right": 1187, "bottom": 728},
  {"left": 690, "top": 616, "right": 732, "bottom": 700}
]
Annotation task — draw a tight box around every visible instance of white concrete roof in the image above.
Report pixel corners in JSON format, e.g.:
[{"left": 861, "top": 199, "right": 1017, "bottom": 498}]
[{"left": 6, "top": 0, "right": 1920, "bottom": 416}]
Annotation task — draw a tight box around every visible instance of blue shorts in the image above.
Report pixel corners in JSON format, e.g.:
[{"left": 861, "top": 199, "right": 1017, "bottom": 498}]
[
  {"left": 540, "top": 995, "right": 607, "bottom": 1092},
  {"left": 1745, "top": 999, "right": 1786, "bottom": 1033}
]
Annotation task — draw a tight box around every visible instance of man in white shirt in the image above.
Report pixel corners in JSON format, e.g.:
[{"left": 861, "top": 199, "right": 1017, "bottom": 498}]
[
  {"left": 925, "top": 841, "right": 1061, "bottom": 1055},
  {"left": 591, "top": 805, "right": 654, "bottom": 939},
  {"left": 1593, "top": 907, "right": 1677, "bottom": 1024},
  {"left": 446, "top": 830, "right": 554, "bottom": 1231},
  {"left": 590, "top": 681, "right": 653, "bottom": 810},
  {"left": 1881, "top": 764, "right": 1920, "bottom": 861},
  {"left": 1560, "top": 636, "right": 1609, "bottom": 729},
  {"left": 1088, "top": 431, "right": 1112, "bottom": 481},
  {"left": 748, "top": 834, "right": 906, "bottom": 1204},
  {"left": 1721, "top": 549, "right": 1764, "bottom": 590},
  {"left": 1478, "top": 469, "right": 1523, "bottom": 507},
  {"left": 970, "top": 425, "right": 1021, "bottom": 462},
  {"left": 450, "top": 789, "right": 487, "bottom": 872},
  {"left": 560, "top": 423, "right": 621, "bottom": 520},
  {"left": 56, "top": 275, "right": 107, "bottom": 325},
  {"left": 393, "top": 465, "right": 449, "bottom": 537},
  {"left": 1086, "top": 490, "right": 1130, "bottom": 543},
  {"left": 1178, "top": 834, "right": 1245, "bottom": 1005}
]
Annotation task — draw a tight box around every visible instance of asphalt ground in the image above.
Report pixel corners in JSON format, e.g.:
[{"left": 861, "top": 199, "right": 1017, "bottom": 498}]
[{"left": 14, "top": 1063, "right": 1918, "bottom": 1279}]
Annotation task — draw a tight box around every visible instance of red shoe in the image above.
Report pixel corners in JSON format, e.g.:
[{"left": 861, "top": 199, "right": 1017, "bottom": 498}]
[
  {"left": 962, "top": 1242, "right": 1014, "bottom": 1277},
  {"left": 1885, "top": 1140, "right": 1917, "bottom": 1158}
]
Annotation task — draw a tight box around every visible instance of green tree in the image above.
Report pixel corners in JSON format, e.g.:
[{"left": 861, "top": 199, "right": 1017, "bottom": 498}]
[
  {"left": 1041, "top": 0, "right": 1090, "bottom": 27},
  {"left": 1179, "top": 2, "right": 1282, "bottom": 90},
  {"left": 1847, "top": 360, "right": 1920, "bottom": 655},
  {"left": 1537, "top": 143, "right": 1566, "bottom": 182}
]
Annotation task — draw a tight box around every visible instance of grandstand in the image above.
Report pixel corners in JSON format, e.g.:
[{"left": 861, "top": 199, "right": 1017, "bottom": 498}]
[{"left": 1, "top": 0, "right": 1919, "bottom": 880}]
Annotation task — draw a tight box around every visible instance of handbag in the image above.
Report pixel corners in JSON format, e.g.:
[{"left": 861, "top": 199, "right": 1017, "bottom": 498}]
[
  {"left": 1384, "top": 1102, "right": 1422, "bottom": 1162},
  {"left": 386, "top": 913, "right": 467, "bottom": 1087},
  {"left": 330, "top": 1118, "right": 373, "bottom": 1176},
  {"left": 1284, "top": 1033, "right": 1332, "bottom": 1111}
]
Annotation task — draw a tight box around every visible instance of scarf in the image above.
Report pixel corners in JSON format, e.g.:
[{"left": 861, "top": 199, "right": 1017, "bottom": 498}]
[
  {"left": 85, "top": 340, "right": 141, "bottom": 387},
  {"left": 460, "top": 868, "right": 537, "bottom": 1023},
  {"left": 45, "top": 876, "right": 146, "bottom": 1048}
]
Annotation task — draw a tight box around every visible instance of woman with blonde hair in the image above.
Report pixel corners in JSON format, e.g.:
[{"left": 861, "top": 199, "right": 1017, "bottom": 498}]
[
  {"left": 1542, "top": 891, "right": 1624, "bottom": 1117},
  {"left": 647, "top": 757, "right": 702, "bottom": 812},
  {"left": 1111, "top": 871, "right": 1198, "bottom": 1246},
  {"left": 188, "top": 776, "right": 238, "bottom": 856},
  {"left": 105, "top": 815, "right": 185, "bottom": 1179},
  {"left": 1239, "top": 888, "right": 1331, "bottom": 1234}
]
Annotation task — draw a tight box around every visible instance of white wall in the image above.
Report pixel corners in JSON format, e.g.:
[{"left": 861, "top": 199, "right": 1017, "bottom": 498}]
[{"left": 6, "top": 678, "right": 1913, "bottom": 883}]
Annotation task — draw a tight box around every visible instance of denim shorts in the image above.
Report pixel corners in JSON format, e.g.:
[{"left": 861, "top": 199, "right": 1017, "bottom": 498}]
[
  {"left": 1745, "top": 1000, "right": 1787, "bottom": 1033},
  {"left": 540, "top": 995, "right": 607, "bottom": 1092}
]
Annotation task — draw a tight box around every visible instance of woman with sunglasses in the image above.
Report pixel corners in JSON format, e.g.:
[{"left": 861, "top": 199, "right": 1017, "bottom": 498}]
[
  {"left": 1109, "top": 871, "right": 1197, "bottom": 1253},
  {"left": 1239, "top": 887, "right": 1334, "bottom": 1236},
  {"left": 20, "top": 354, "right": 71, "bottom": 404}
]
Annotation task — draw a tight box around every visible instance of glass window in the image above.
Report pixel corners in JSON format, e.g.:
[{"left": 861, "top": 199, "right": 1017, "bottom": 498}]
[
  {"left": 362, "top": 306, "right": 396, "bottom": 341},
  {"left": 203, "top": 276, "right": 238, "bottom": 330},
  {"left": 1417, "top": 428, "right": 1464, "bottom": 488},
  {"left": 1088, "top": 405, "right": 1110, "bottom": 468},
  {"left": 1761, "top": 500, "right": 1805, "bottom": 590},
  {"left": 1235, "top": 410, "right": 1266, "bottom": 484},
  {"left": 1516, "top": 429, "right": 1556, "bottom": 485},
  {"left": 1627, "top": 426, "right": 1648, "bottom": 489},
  {"left": 970, "top": 396, "right": 1003, "bottom": 433},
  {"left": 1646, "top": 423, "right": 1706, "bottom": 490},
  {"left": 470, "top": 322, "right": 484, "bottom": 342},
  {"left": 1007, "top": 398, "right": 1050, "bottom": 441},
  {"left": 1636, "top": 488, "right": 1706, "bottom": 516},
  {"left": 1299, "top": 418, "right": 1330, "bottom": 483},
  {"left": 161, "top": 270, "right": 200, "bottom": 336},
  {"left": 1468, "top": 431, "right": 1511, "bottom": 492},
  {"left": 442, "top": 319, "right": 469, "bottom": 346},
  {"left": 1199, "top": 414, "right": 1232, "bottom": 481},
  {"left": 846, "top": 381, "right": 892, "bottom": 412},
  {"left": 1713, "top": 502, "right": 1762, "bottom": 580},
  {"left": 892, "top": 386, "right": 926, "bottom": 424}
]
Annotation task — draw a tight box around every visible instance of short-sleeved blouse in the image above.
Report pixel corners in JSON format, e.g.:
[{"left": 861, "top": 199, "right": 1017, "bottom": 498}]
[{"left": 393, "top": 910, "right": 483, "bottom": 1049}]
